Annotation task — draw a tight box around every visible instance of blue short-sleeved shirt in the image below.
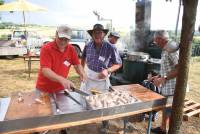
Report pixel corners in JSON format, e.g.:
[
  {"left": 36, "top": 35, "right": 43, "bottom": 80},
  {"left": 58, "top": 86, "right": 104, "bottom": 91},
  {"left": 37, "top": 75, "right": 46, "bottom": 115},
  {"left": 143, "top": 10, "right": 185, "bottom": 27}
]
[{"left": 82, "top": 40, "right": 122, "bottom": 72}]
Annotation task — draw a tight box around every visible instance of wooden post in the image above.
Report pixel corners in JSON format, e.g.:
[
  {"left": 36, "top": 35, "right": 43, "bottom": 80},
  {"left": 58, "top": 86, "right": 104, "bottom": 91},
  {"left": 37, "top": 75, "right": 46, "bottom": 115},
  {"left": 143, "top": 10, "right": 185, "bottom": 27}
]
[{"left": 168, "top": 0, "right": 199, "bottom": 134}]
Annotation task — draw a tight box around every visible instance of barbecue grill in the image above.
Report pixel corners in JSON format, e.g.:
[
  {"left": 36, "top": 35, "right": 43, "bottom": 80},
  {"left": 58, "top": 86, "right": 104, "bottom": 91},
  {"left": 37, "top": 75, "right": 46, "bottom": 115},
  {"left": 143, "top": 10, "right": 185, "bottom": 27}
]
[{"left": 110, "top": 45, "right": 161, "bottom": 85}]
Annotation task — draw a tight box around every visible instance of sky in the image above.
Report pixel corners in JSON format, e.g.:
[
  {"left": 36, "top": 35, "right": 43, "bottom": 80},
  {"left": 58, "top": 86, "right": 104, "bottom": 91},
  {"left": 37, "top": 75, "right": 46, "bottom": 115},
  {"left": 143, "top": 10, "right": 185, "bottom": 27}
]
[{"left": 0, "top": 0, "right": 200, "bottom": 31}]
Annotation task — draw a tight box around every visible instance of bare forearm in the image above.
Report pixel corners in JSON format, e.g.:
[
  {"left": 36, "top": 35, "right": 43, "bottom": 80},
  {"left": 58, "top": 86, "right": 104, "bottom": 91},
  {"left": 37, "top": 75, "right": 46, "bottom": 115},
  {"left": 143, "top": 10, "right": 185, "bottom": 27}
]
[
  {"left": 166, "top": 65, "right": 179, "bottom": 80},
  {"left": 81, "top": 59, "right": 86, "bottom": 68},
  {"left": 108, "top": 64, "right": 122, "bottom": 73},
  {"left": 42, "top": 68, "right": 64, "bottom": 83},
  {"left": 74, "top": 64, "right": 85, "bottom": 76}
]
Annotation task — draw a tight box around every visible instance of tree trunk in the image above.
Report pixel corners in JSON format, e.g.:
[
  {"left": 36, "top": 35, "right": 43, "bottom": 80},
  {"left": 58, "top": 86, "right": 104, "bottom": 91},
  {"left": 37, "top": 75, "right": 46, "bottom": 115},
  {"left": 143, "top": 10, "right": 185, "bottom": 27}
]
[{"left": 168, "top": 0, "right": 199, "bottom": 134}]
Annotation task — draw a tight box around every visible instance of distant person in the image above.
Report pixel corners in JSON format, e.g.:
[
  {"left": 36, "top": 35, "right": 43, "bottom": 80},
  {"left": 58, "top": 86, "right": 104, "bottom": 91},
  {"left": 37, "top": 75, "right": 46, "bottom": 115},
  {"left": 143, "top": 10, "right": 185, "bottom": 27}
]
[
  {"left": 150, "top": 30, "right": 179, "bottom": 134},
  {"left": 35, "top": 25, "right": 86, "bottom": 133},
  {"left": 108, "top": 31, "right": 120, "bottom": 45},
  {"left": 20, "top": 34, "right": 27, "bottom": 46},
  {"left": 20, "top": 34, "right": 26, "bottom": 40}
]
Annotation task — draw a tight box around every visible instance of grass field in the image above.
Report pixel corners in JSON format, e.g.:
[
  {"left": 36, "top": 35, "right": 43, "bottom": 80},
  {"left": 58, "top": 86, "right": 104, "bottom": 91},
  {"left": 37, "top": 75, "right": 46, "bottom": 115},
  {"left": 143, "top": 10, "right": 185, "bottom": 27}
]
[
  {"left": 0, "top": 57, "right": 80, "bottom": 97},
  {"left": 0, "top": 57, "right": 200, "bottom": 103}
]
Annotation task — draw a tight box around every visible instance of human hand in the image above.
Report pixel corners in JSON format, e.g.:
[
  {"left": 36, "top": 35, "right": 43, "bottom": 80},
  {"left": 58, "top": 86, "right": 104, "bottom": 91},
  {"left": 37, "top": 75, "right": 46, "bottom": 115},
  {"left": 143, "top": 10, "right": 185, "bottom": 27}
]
[
  {"left": 153, "top": 77, "right": 166, "bottom": 87},
  {"left": 80, "top": 73, "right": 87, "bottom": 82},
  {"left": 98, "top": 69, "right": 109, "bottom": 79},
  {"left": 60, "top": 79, "right": 75, "bottom": 91},
  {"left": 148, "top": 75, "right": 159, "bottom": 82}
]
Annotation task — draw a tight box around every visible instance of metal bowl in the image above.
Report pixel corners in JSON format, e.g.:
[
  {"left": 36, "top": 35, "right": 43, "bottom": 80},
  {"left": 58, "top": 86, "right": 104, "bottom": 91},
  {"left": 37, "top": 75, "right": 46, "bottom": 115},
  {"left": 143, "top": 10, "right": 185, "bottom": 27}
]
[{"left": 125, "top": 51, "right": 150, "bottom": 62}]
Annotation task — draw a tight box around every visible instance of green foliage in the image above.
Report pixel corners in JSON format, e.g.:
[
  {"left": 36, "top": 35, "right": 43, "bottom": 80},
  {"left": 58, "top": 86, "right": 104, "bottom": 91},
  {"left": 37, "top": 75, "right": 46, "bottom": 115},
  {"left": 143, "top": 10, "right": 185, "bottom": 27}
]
[
  {"left": 192, "top": 36, "right": 200, "bottom": 45},
  {"left": 192, "top": 56, "right": 200, "bottom": 62},
  {"left": 0, "top": 0, "right": 4, "bottom": 5},
  {"left": 0, "top": 22, "right": 41, "bottom": 29},
  {"left": 0, "top": 22, "right": 20, "bottom": 29},
  {"left": 0, "top": 34, "right": 8, "bottom": 40}
]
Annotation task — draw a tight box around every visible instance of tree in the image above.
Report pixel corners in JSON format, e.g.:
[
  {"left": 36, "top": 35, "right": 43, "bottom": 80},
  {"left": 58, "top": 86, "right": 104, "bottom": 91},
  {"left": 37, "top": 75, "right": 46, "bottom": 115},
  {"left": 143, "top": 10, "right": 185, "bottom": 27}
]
[
  {"left": 168, "top": 0, "right": 199, "bottom": 134},
  {"left": 0, "top": 0, "right": 4, "bottom": 5},
  {"left": 0, "top": 0, "right": 4, "bottom": 21}
]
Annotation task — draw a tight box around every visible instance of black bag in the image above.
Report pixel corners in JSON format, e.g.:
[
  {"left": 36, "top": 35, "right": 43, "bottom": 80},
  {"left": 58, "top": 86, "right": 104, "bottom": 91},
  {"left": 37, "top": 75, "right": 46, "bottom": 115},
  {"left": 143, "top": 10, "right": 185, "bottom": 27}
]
[
  {"left": 141, "top": 80, "right": 160, "bottom": 94},
  {"left": 141, "top": 80, "right": 160, "bottom": 121}
]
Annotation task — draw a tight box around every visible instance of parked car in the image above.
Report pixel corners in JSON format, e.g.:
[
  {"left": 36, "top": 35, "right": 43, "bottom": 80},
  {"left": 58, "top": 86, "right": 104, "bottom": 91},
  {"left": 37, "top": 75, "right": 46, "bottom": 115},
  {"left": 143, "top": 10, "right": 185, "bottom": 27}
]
[
  {"left": 10, "top": 30, "right": 52, "bottom": 56},
  {"left": 69, "top": 29, "right": 90, "bottom": 57}
]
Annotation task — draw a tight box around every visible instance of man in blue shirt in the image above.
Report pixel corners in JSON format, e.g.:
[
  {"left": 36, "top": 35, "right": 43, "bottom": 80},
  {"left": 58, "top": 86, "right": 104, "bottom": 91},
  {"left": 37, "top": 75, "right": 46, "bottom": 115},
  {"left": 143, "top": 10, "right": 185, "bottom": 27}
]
[{"left": 81, "top": 24, "right": 122, "bottom": 92}]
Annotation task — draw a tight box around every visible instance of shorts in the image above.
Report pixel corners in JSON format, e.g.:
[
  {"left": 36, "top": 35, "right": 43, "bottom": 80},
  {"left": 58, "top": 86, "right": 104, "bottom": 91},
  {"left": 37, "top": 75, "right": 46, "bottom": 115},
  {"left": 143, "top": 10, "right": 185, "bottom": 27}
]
[{"left": 163, "top": 107, "right": 172, "bottom": 117}]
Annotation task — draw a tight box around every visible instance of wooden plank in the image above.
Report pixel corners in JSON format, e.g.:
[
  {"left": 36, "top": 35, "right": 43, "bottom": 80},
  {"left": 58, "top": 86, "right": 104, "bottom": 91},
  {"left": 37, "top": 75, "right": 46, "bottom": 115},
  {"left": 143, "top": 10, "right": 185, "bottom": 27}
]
[
  {"left": 184, "top": 100, "right": 195, "bottom": 105},
  {"left": 5, "top": 92, "right": 52, "bottom": 120},
  {"left": 183, "top": 108, "right": 200, "bottom": 121},
  {"left": 183, "top": 100, "right": 200, "bottom": 121},
  {"left": 183, "top": 103, "right": 200, "bottom": 112},
  {"left": 185, "top": 108, "right": 200, "bottom": 117},
  {"left": 114, "top": 84, "right": 164, "bottom": 101}
]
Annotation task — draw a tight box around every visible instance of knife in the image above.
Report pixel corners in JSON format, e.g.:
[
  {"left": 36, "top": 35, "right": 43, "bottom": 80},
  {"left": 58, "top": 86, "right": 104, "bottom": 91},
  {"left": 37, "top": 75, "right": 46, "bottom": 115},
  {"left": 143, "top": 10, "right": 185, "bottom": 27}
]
[
  {"left": 71, "top": 87, "right": 89, "bottom": 96},
  {"left": 90, "top": 88, "right": 102, "bottom": 95},
  {"left": 51, "top": 94, "right": 60, "bottom": 113},
  {"left": 63, "top": 90, "right": 82, "bottom": 105},
  {"left": 109, "top": 86, "right": 115, "bottom": 92}
]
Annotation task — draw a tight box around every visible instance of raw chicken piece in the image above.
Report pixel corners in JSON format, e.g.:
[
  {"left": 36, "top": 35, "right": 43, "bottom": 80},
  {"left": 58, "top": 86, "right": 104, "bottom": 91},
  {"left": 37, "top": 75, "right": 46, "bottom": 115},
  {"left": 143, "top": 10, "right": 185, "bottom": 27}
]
[
  {"left": 35, "top": 98, "right": 45, "bottom": 105},
  {"left": 85, "top": 90, "right": 139, "bottom": 109}
]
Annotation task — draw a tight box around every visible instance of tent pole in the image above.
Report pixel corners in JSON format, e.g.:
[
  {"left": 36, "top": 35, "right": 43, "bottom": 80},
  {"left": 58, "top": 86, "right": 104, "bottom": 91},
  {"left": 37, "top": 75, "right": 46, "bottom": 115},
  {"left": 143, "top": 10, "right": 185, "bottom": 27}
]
[
  {"left": 22, "top": 11, "right": 27, "bottom": 35},
  {"left": 175, "top": 0, "right": 182, "bottom": 42}
]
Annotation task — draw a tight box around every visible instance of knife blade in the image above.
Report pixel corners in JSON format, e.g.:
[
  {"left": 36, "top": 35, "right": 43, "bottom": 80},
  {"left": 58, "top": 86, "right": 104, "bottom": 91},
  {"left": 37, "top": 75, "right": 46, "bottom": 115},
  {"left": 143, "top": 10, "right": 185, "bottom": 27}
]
[
  {"left": 90, "top": 88, "right": 102, "bottom": 95},
  {"left": 63, "top": 90, "right": 82, "bottom": 105},
  {"left": 71, "top": 87, "right": 89, "bottom": 96}
]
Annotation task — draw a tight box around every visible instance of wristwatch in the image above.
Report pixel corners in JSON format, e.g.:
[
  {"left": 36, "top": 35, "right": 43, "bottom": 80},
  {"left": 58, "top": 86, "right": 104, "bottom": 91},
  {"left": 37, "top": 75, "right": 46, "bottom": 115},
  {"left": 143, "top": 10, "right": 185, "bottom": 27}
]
[
  {"left": 164, "top": 75, "right": 168, "bottom": 81},
  {"left": 107, "top": 68, "right": 112, "bottom": 74}
]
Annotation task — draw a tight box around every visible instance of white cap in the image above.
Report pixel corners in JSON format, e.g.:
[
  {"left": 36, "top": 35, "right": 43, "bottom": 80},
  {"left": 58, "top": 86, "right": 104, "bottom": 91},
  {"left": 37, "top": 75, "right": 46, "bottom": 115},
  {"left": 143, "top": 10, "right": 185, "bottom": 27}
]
[{"left": 56, "top": 25, "right": 72, "bottom": 39}]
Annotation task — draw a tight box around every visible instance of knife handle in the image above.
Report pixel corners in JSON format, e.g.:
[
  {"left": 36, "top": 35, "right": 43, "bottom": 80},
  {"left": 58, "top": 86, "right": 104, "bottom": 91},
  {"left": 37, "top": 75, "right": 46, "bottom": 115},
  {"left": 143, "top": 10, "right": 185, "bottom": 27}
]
[
  {"left": 70, "top": 86, "right": 76, "bottom": 91},
  {"left": 109, "top": 86, "right": 115, "bottom": 92},
  {"left": 64, "top": 90, "right": 69, "bottom": 96}
]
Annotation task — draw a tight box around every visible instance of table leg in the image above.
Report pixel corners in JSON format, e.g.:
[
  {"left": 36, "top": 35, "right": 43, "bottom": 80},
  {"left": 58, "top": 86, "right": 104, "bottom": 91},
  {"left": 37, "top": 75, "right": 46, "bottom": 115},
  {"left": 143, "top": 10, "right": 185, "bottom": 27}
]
[
  {"left": 28, "top": 57, "right": 31, "bottom": 78},
  {"left": 60, "top": 128, "right": 70, "bottom": 134},
  {"left": 123, "top": 117, "right": 128, "bottom": 134},
  {"left": 101, "top": 121, "right": 109, "bottom": 134},
  {"left": 23, "top": 57, "right": 26, "bottom": 71},
  {"left": 147, "top": 112, "right": 153, "bottom": 134}
]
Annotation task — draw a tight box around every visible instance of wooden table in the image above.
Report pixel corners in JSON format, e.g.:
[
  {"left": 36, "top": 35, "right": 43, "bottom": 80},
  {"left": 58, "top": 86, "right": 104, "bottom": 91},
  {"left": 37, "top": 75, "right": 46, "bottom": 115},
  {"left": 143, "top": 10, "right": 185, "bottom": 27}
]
[
  {"left": 23, "top": 54, "right": 40, "bottom": 78},
  {"left": 0, "top": 84, "right": 173, "bottom": 134}
]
